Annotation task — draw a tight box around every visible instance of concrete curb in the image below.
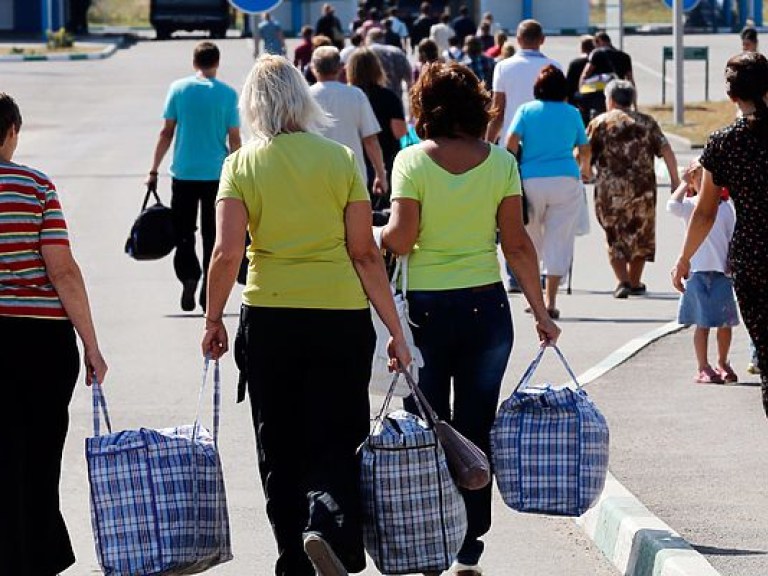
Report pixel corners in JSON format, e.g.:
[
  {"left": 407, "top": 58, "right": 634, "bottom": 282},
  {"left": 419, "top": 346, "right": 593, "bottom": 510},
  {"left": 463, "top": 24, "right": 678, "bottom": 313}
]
[
  {"left": 0, "top": 42, "right": 118, "bottom": 62},
  {"left": 572, "top": 320, "right": 723, "bottom": 576}
]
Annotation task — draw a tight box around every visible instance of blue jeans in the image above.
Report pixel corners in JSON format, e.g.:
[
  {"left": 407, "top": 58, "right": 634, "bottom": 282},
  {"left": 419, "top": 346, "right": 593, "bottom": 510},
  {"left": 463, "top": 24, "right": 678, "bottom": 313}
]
[{"left": 403, "top": 283, "right": 513, "bottom": 566}]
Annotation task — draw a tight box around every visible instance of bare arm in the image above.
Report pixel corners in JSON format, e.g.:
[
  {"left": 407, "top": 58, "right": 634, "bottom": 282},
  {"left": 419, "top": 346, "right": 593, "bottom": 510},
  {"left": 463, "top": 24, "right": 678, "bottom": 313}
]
[
  {"left": 201, "top": 198, "right": 248, "bottom": 359},
  {"left": 346, "top": 201, "right": 412, "bottom": 369},
  {"left": 577, "top": 143, "right": 592, "bottom": 181},
  {"left": 485, "top": 91, "right": 506, "bottom": 143},
  {"left": 390, "top": 118, "right": 408, "bottom": 140},
  {"left": 660, "top": 143, "right": 681, "bottom": 190},
  {"left": 497, "top": 196, "right": 561, "bottom": 344},
  {"left": 228, "top": 126, "right": 242, "bottom": 154},
  {"left": 41, "top": 245, "right": 107, "bottom": 384},
  {"left": 381, "top": 197, "right": 420, "bottom": 256},
  {"left": 362, "top": 134, "right": 388, "bottom": 195},
  {"left": 147, "top": 119, "right": 176, "bottom": 188},
  {"left": 579, "top": 62, "right": 596, "bottom": 85},
  {"left": 505, "top": 132, "right": 520, "bottom": 155},
  {"left": 671, "top": 168, "right": 720, "bottom": 292}
]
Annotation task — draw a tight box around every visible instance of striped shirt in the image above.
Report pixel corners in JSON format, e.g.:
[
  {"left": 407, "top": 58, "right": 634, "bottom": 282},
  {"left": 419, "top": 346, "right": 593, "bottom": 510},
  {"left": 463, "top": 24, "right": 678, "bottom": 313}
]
[{"left": 0, "top": 162, "right": 69, "bottom": 319}]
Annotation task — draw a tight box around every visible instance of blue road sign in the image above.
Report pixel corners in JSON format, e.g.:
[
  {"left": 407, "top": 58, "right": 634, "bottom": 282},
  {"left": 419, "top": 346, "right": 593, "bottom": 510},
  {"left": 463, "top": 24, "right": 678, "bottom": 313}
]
[
  {"left": 228, "top": 0, "right": 283, "bottom": 14},
  {"left": 661, "top": 0, "right": 702, "bottom": 11}
]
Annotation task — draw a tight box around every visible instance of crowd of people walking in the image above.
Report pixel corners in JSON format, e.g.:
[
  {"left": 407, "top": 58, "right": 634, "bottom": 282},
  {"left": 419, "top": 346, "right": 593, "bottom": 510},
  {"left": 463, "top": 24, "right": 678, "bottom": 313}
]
[{"left": 5, "top": 3, "right": 768, "bottom": 576}]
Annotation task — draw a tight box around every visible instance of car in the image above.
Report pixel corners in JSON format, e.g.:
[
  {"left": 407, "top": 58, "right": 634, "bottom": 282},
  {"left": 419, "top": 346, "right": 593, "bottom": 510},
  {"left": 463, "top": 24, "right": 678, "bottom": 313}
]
[{"left": 150, "top": 0, "right": 231, "bottom": 40}]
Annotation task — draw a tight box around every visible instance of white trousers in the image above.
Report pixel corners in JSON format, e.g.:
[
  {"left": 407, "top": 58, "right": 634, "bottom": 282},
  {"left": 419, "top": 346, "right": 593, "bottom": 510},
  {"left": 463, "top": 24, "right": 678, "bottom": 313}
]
[{"left": 523, "top": 176, "right": 584, "bottom": 277}]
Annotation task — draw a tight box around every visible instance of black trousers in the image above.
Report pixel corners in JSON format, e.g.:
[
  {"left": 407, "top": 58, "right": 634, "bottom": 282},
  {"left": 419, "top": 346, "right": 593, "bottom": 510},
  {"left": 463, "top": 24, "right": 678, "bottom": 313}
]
[
  {"left": 171, "top": 179, "right": 218, "bottom": 304},
  {"left": 0, "top": 317, "right": 79, "bottom": 576},
  {"left": 238, "top": 305, "right": 375, "bottom": 576},
  {"left": 733, "top": 266, "right": 768, "bottom": 415}
]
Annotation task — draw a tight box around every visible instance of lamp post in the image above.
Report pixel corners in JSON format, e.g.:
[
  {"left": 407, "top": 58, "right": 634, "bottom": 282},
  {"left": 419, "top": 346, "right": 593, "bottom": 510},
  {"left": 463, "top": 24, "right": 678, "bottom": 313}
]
[
  {"left": 673, "top": 0, "right": 684, "bottom": 125},
  {"left": 41, "top": 0, "right": 53, "bottom": 39}
]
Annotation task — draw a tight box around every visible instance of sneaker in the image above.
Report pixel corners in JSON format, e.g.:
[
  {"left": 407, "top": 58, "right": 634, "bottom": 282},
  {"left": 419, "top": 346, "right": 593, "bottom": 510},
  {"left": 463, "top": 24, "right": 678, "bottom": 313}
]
[
  {"left": 629, "top": 283, "right": 647, "bottom": 296},
  {"left": 717, "top": 364, "right": 738, "bottom": 383},
  {"left": 695, "top": 366, "right": 725, "bottom": 384},
  {"left": 453, "top": 562, "right": 483, "bottom": 575},
  {"left": 303, "top": 533, "right": 348, "bottom": 576},
  {"left": 747, "top": 362, "right": 761, "bottom": 375},
  {"left": 613, "top": 281, "right": 631, "bottom": 299},
  {"left": 180, "top": 279, "right": 197, "bottom": 312}
]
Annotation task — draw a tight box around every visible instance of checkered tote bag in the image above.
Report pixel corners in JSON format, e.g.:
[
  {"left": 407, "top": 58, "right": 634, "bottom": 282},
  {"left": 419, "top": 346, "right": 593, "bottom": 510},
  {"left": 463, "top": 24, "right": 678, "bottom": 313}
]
[
  {"left": 360, "top": 372, "right": 467, "bottom": 574},
  {"left": 86, "top": 359, "right": 232, "bottom": 575},
  {"left": 490, "top": 345, "right": 609, "bottom": 517}
]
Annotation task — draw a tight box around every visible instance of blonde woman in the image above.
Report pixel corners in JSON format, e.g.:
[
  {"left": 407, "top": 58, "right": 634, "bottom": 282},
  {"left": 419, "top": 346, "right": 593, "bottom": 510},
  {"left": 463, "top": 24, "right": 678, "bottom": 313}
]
[{"left": 202, "top": 55, "right": 411, "bottom": 576}]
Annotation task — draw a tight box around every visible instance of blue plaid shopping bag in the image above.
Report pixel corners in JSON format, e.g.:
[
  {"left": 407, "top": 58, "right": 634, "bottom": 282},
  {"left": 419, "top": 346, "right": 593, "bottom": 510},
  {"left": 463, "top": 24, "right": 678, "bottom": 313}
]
[
  {"left": 86, "top": 359, "right": 232, "bottom": 576},
  {"left": 360, "top": 371, "right": 467, "bottom": 574},
  {"left": 490, "top": 345, "right": 609, "bottom": 517}
]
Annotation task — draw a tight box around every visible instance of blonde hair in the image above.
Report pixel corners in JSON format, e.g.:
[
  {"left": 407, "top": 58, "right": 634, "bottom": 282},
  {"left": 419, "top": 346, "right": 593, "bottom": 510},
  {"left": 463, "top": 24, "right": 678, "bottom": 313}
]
[{"left": 240, "top": 54, "right": 330, "bottom": 143}]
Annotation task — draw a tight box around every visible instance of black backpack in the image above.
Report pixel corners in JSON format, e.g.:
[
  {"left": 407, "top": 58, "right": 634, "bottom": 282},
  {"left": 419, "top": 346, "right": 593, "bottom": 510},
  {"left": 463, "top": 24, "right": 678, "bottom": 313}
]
[{"left": 125, "top": 186, "right": 175, "bottom": 260}]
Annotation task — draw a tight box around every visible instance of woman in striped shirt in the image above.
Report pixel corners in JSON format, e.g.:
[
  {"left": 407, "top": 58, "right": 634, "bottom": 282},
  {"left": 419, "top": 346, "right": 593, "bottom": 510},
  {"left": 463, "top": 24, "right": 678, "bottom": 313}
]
[{"left": 0, "top": 92, "right": 107, "bottom": 575}]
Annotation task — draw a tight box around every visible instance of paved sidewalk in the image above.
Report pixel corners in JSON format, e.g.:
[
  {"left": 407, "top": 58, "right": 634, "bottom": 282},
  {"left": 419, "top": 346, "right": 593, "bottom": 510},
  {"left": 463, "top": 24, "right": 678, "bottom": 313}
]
[{"left": 586, "top": 325, "right": 768, "bottom": 576}]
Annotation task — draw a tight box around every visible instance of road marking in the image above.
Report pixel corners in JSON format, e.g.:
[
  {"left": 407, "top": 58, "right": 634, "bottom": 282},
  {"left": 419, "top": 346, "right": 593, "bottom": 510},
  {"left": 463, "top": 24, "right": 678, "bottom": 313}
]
[
  {"left": 572, "top": 320, "right": 723, "bottom": 576},
  {"left": 634, "top": 59, "right": 674, "bottom": 84}
]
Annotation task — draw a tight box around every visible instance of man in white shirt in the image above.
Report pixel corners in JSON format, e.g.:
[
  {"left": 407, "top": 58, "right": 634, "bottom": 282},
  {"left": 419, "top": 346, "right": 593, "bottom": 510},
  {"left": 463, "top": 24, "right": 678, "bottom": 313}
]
[
  {"left": 309, "top": 46, "right": 388, "bottom": 195},
  {"left": 485, "top": 19, "right": 561, "bottom": 292},
  {"left": 429, "top": 12, "right": 455, "bottom": 56},
  {"left": 485, "top": 19, "right": 561, "bottom": 144}
]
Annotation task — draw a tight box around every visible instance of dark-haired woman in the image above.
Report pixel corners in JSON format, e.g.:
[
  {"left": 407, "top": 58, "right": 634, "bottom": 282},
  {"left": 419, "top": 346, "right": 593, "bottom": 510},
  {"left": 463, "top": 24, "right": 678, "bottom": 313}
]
[
  {"left": 382, "top": 62, "right": 560, "bottom": 576},
  {"left": 0, "top": 92, "right": 108, "bottom": 575},
  {"left": 346, "top": 48, "right": 407, "bottom": 207},
  {"left": 505, "top": 64, "right": 591, "bottom": 318},
  {"left": 672, "top": 51, "right": 768, "bottom": 417}
]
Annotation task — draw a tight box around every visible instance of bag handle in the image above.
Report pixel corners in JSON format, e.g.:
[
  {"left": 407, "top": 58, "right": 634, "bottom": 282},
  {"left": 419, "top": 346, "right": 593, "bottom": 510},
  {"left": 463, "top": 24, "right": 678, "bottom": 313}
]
[
  {"left": 91, "top": 380, "right": 113, "bottom": 437},
  {"left": 193, "top": 355, "right": 221, "bottom": 446},
  {"left": 372, "top": 369, "right": 431, "bottom": 431},
  {"left": 141, "top": 185, "right": 163, "bottom": 211},
  {"left": 401, "top": 367, "right": 440, "bottom": 427},
  {"left": 513, "top": 344, "right": 581, "bottom": 393}
]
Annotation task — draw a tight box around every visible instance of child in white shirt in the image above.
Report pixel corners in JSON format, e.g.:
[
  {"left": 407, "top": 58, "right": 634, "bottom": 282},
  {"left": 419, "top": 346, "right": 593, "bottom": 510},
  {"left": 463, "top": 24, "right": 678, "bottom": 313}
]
[{"left": 667, "top": 159, "right": 739, "bottom": 384}]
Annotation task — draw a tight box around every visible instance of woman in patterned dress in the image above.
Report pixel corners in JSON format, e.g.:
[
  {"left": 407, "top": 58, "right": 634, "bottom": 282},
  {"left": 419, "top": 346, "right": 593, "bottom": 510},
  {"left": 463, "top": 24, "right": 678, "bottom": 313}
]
[
  {"left": 588, "top": 79, "right": 680, "bottom": 298},
  {"left": 672, "top": 51, "right": 768, "bottom": 416}
]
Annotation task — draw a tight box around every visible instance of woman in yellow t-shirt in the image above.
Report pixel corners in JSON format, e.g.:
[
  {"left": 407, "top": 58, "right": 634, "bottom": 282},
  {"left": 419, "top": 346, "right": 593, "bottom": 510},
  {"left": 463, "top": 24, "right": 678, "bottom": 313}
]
[
  {"left": 201, "top": 55, "right": 411, "bottom": 576},
  {"left": 382, "top": 62, "right": 561, "bottom": 576}
]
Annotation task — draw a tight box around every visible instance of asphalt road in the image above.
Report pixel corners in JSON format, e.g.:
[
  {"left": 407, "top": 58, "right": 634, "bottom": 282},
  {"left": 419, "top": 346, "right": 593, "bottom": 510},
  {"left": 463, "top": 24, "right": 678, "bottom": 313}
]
[{"left": 0, "top": 31, "right": 749, "bottom": 575}]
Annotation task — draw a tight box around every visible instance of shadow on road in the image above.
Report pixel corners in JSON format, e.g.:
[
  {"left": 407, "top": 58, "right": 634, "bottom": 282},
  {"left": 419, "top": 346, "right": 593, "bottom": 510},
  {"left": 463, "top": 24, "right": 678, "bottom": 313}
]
[{"left": 692, "top": 544, "right": 768, "bottom": 557}]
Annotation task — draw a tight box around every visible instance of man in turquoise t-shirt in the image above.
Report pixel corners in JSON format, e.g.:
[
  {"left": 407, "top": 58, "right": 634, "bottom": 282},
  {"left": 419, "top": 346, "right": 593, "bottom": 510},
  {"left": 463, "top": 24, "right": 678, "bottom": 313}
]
[{"left": 148, "top": 41, "right": 241, "bottom": 312}]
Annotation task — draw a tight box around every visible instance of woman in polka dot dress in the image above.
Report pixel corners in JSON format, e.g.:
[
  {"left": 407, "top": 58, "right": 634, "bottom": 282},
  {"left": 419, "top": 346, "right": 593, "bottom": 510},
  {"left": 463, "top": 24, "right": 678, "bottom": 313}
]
[{"left": 672, "top": 51, "right": 768, "bottom": 417}]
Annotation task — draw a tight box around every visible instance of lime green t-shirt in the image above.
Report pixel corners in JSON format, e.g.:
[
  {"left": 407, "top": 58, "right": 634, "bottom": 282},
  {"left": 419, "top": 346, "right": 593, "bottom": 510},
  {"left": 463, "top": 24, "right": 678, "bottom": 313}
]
[
  {"left": 391, "top": 143, "right": 522, "bottom": 291},
  {"left": 217, "top": 132, "right": 370, "bottom": 309}
]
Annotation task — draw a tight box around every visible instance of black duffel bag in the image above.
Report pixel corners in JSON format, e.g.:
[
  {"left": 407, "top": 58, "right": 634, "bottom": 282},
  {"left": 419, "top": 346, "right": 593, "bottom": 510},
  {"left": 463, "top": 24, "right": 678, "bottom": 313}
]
[{"left": 125, "top": 186, "right": 175, "bottom": 260}]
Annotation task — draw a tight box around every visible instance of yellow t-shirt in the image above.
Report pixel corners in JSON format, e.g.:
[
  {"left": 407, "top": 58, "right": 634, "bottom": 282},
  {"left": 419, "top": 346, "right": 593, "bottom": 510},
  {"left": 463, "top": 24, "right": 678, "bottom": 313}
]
[
  {"left": 217, "top": 132, "right": 370, "bottom": 309},
  {"left": 391, "top": 143, "right": 521, "bottom": 290}
]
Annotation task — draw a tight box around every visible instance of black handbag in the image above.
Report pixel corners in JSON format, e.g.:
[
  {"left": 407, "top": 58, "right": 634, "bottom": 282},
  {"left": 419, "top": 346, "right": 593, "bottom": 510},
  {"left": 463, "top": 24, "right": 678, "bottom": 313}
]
[{"left": 125, "top": 186, "right": 175, "bottom": 260}]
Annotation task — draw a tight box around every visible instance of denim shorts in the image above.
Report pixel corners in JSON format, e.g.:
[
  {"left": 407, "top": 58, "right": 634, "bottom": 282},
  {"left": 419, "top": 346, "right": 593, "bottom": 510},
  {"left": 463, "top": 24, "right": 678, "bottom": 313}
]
[{"left": 678, "top": 271, "right": 740, "bottom": 328}]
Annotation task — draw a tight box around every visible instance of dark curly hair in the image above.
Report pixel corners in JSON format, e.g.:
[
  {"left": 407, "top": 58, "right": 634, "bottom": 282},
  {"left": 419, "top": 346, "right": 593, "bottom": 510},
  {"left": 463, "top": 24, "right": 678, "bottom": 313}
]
[
  {"left": 725, "top": 51, "right": 768, "bottom": 140},
  {"left": 410, "top": 62, "right": 494, "bottom": 139},
  {"left": 0, "top": 93, "right": 22, "bottom": 145},
  {"left": 533, "top": 64, "right": 569, "bottom": 101}
]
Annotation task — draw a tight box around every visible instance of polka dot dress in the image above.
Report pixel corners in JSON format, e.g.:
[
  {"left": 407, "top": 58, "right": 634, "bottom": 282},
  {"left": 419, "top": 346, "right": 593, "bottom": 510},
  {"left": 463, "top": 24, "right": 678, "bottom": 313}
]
[{"left": 700, "top": 116, "right": 768, "bottom": 415}]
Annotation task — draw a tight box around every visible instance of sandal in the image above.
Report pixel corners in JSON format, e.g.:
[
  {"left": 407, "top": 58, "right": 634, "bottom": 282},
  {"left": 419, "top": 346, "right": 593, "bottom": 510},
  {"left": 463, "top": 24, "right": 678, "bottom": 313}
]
[
  {"left": 547, "top": 308, "right": 560, "bottom": 319},
  {"left": 717, "top": 364, "right": 738, "bottom": 383},
  {"left": 613, "top": 281, "right": 631, "bottom": 299},
  {"left": 695, "top": 366, "right": 725, "bottom": 384}
]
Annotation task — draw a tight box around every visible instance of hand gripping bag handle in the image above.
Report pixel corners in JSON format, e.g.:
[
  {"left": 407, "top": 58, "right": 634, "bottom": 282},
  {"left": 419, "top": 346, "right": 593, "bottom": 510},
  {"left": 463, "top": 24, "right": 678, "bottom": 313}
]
[
  {"left": 141, "top": 185, "right": 163, "bottom": 212},
  {"left": 401, "top": 368, "right": 491, "bottom": 490},
  {"left": 513, "top": 344, "right": 582, "bottom": 394}
]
